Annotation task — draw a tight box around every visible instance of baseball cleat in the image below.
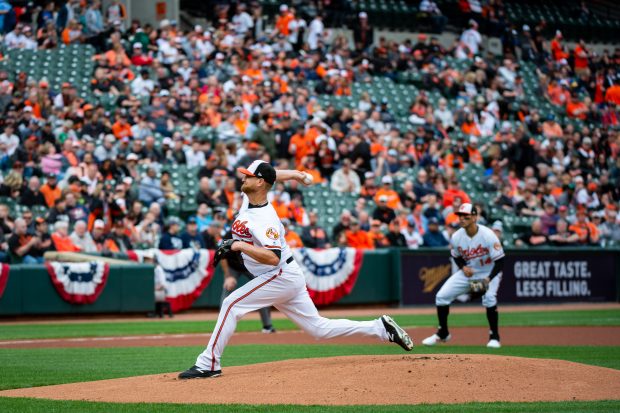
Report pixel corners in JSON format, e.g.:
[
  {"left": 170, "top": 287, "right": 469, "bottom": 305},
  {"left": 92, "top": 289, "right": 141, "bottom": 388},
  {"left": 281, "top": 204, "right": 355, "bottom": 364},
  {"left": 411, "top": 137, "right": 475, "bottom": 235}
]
[
  {"left": 421, "top": 333, "right": 452, "bottom": 346},
  {"left": 486, "top": 339, "right": 501, "bottom": 349},
  {"left": 262, "top": 326, "right": 277, "bottom": 334},
  {"left": 178, "top": 365, "right": 222, "bottom": 379},
  {"left": 381, "top": 315, "right": 413, "bottom": 351}
]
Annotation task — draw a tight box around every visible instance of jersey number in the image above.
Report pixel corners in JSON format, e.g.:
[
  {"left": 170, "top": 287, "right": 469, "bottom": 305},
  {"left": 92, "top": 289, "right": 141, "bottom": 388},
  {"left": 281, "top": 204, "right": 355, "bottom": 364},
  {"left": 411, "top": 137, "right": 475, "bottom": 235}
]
[{"left": 479, "top": 257, "right": 492, "bottom": 266}]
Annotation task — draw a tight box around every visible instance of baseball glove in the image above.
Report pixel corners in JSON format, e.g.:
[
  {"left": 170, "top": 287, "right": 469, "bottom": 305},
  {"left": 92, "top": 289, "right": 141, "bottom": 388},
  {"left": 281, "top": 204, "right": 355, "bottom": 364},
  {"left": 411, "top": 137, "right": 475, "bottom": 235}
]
[
  {"left": 469, "top": 279, "right": 489, "bottom": 299},
  {"left": 213, "top": 239, "right": 239, "bottom": 268}
]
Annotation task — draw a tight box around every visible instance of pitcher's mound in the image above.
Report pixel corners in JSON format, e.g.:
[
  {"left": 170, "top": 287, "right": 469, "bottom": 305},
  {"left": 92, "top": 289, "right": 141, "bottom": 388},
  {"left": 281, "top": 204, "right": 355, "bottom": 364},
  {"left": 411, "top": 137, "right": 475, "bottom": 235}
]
[{"left": 2, "top": 355, "right": 619, "bottom": 405}]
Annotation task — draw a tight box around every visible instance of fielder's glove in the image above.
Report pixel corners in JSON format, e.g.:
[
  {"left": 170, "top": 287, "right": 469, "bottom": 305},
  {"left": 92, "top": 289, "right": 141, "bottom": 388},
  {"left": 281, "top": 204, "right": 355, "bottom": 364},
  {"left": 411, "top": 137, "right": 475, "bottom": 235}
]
[
  {"left": 469, "top": 279, "right": 489, "bottom": 299},
  {"left": 213, "top": 239, "right": 239, "bottom": 268}
]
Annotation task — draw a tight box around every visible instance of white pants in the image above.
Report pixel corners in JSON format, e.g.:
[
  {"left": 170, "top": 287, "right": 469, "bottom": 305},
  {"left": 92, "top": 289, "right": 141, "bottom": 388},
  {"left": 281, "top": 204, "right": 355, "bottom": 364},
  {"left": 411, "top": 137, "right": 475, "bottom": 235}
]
[
  {"left": 435, "top": 270, "right": 501, "bottom": 308},
  {"left": 196, "top": 261, "right": 388, "bottom": 371}
]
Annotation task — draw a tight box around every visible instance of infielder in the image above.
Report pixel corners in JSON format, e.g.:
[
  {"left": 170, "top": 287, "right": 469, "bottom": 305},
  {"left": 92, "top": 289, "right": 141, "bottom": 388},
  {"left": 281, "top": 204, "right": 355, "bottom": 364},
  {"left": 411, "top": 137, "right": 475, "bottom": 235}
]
[
  {"left": 179, "top": 161, "right": 413, "bottom": 379},
  {"left": 422, "top": 203, "right": 505, "bottom": 348}
]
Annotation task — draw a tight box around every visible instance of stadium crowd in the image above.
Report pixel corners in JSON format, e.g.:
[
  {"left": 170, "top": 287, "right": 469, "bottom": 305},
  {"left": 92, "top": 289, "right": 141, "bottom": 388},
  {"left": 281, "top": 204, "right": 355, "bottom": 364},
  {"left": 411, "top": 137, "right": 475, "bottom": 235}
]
[{"left": 0, "top": 0, "right": 617, "bottom": 264}]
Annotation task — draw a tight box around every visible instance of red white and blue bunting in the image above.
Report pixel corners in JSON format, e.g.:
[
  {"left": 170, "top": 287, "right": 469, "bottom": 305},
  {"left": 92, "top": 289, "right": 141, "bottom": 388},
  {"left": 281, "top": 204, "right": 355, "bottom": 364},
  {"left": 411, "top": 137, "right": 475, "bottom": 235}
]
[
  {"left": 46, "top": 262, "right": 109, "bottom": 304},
  {"left": 292, "top": 247, "right": 364, "bottom": 306},
  {"left": 0, "top": 263, "right": 9, "bottom": 299},
  {"left": 128, "top": 249, "right": 215, "bottom": 312}
]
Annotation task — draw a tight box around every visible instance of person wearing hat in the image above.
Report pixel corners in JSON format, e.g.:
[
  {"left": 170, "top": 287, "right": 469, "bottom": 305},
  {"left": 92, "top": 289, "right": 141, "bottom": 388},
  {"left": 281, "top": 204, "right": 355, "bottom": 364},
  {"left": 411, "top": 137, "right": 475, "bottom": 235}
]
[
  {"left": 421, "top": 216, "right": 449, "bottom": 247},
  {"left": 91, "top": 219, "right": 107, "bottom": 251},
  {"left": 344, "top": 216, "right": 374, "bottom": 249},
  {"left": 401, "top": 216, "right": 423, "bottom": 249},
  {"left": 39, "top": 173, "right": 62, "bottom": 208},
  {"left": 275, "top": 4, "right": 293, "bottom": 37},
  {"left": 180, "top": 217, "right": 206, "bottom": 249},
  {"left": 422, "top": 203, "right": 505, "bottom": 349},
  {"left": 352, "top": 11, "right": 373, "bottom": 52},
  {"left": 372, "top": 193, "right": 396, "bottom": 224},
  {"left": 159, "top": 216, "right": 183, "bottom": 250},
  {"left": 179, "top": 160, "right": 413, "bottom": 379},
  {"left": 374, "top": 175, "right": 402, "bottom": 210},
  {"left": 103, "top": 219, "right": 134, "bottom": 253}
]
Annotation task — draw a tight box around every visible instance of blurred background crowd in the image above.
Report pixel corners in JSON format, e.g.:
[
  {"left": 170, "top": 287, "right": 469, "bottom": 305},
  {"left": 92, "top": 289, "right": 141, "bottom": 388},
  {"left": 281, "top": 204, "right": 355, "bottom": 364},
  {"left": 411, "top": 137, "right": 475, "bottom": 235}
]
[{"left": 0, "top": 0, "right": 617, "bottom": 264}]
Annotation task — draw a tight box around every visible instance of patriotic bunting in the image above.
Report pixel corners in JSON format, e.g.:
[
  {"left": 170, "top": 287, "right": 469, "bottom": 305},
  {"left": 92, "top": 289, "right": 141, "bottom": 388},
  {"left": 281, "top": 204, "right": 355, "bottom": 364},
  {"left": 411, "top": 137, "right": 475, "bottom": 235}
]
[
  {"left": 46, "top": 261, "right": 109, "bottom": 304},
  {"left": 0, "top": 263, "right": 9, "bottom": 299},
  {"left": 292, "top": 247, "right": 364, "bottom": 306},
  {"left": 128, "top": 249, "right": 215, "bottom": 312}
]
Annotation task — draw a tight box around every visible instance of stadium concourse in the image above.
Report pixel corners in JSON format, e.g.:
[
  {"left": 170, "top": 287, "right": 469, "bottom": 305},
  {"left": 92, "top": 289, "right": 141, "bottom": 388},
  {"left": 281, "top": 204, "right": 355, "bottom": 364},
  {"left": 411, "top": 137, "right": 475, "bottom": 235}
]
[{"left": 0, "top": 0, "right": 616, "bottom": 266}]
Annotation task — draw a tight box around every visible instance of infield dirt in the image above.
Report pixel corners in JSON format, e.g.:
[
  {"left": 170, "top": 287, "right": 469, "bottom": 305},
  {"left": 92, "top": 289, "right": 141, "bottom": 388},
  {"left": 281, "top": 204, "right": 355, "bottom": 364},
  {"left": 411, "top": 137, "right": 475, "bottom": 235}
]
[{"left": 2, "top": 354, "right": 619, "bottom": 405}]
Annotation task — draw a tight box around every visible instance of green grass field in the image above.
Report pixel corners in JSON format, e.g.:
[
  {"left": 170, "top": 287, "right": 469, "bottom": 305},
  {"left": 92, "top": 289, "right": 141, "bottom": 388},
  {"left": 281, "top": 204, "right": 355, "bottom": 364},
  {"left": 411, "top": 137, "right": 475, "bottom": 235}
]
[
  {"left": 0, "top": 308, "right": 618, "bottom": 412},
  {"left": 1, "top": 309, "right": 618, "bottom": 340}
]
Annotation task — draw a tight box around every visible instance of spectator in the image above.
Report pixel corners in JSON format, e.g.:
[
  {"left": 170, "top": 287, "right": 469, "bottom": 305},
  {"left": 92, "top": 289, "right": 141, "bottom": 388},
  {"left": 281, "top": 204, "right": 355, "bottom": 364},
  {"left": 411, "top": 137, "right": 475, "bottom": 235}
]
[
  {"left": 39, "top": 174, "right": 62, "bottom": 208},
  {"left": 20, "top": 176, "right": 46, "bottom": 207},
  {"left": 419, "top": 0, "right": 447, "bottom": 33},
  {"left": 70, "top": 220, "right": 97, "bottom": 253},
  {"left": 139, "top": 167, "right": 165, "bottom": 205},
  {"left": 516, "top": 218, "right": 549, "bottom": 247},
  {"left": 422, "top": 217, "right": 449, "bottom": 247},
  {"left": 330, "top": 158, "right": 361, "bottom": 194},
  {"left": 374, "top": 175, "right": 402, "bottom": 210},
  {"left": 368, "top": 219, "right": 389, "bottom": 248},
  {"left": 51, "top": 221, "right": 80, "bottom": 252},
  {"left": 373, "top": 195, "right": 396, "bottom": 224},
  {"left": 91, "top": 219, "right": 106, "bottom": 251},
  {"left": 159, "top": 217, "right": 183, "bottom": 250},
  {"left": 598, "top": 205, "right": 620, "bottom": 246},
  {"left": 549, "top": 218, "right": 580, "bottom": 247},
  {"left": 540, "top": 202, "right": 559, "bottom": 235},
  {"left": 301, "top": 210, "right": 330, "bottom": 248},
  {"left": 287, "top": 195, "right": 309, "bottom": 226},
  {"left": 104, "top": 219, "right": 134, "bottom": 252},
  {"left": 181, "top": 217, "right": 205, "bottom": 249},
  {"left": 345, "top": 217, "right": 374, "bottom": 249},
  {"left": 352, "top": 12, "right": 374, "bottom": 52},
  {"left": 459, "top": 19, "right": 482, "bottom": 56},
  {"left": 569, "top": 207, "right": 600, "bottom": 245},
  {"left": 386, "top": 219, "right": 407, "bottom": 247},
  {"left": 202, "top": 221, "right": 223, "bottom": 250},
  {"left": 332, "top": 210, "right": 352, "bottom": 242},
  {"left": 282, "top": 218, "right": 303, "bottom": 248}
]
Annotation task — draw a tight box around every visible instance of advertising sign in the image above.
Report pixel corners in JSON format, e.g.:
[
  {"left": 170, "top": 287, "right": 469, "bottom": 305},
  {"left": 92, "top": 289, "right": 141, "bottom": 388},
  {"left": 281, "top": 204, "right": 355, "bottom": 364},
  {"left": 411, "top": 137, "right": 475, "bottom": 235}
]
[{"left": 401, "top": 250, "right": 617, "bottom": 305}]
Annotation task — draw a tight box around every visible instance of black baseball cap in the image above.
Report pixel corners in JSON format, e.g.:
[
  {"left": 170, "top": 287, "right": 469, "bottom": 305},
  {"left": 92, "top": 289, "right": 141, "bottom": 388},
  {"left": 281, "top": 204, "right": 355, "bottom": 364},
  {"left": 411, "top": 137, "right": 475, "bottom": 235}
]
[{"left": 237, "top": 160, "right": 276, "bottom": 185}]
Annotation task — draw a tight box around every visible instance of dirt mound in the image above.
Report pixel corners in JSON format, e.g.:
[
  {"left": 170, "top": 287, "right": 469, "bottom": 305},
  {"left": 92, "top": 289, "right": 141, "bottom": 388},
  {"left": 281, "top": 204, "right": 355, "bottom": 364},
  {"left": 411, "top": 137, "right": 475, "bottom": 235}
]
[{"left": 2, "top": 355, "right": 619, "bottom": 405}]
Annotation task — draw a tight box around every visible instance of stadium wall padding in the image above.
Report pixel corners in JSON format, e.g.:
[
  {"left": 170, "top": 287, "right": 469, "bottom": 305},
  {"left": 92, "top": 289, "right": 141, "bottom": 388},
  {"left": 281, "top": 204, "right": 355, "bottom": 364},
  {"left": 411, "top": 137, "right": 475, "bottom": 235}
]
[
  {"left": 0, "top": 248, "right": 618, "bottom": 316},
  {"left": 0, "top": 264, "right": 154, "bottom": 315}
]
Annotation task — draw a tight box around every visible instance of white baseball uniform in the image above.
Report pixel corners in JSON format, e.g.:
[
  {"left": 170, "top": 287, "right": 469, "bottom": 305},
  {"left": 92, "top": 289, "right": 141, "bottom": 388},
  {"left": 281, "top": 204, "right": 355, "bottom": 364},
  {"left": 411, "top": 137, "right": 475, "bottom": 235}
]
[
  {"left": 435, "top": 224, "right": 505, "bottom": 308},
  {"left": 195, "top": 195, "right": 388, "bottom": 371}
]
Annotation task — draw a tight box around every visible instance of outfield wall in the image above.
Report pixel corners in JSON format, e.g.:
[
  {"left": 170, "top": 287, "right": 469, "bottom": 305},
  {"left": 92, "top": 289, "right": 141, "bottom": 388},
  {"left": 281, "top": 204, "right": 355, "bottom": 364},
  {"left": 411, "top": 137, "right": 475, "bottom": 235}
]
[{"left": 0, "top": 248, "right": 618, "bottom": 316}]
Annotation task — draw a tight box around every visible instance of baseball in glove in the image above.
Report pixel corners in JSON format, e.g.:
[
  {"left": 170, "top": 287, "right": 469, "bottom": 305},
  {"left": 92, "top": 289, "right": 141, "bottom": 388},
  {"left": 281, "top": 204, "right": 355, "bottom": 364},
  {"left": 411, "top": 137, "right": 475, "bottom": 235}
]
[
  {"left": 213, "top": 239, "right": 239, "bottom": 268},
  {"left": 469, "top": 279, "right": 489, "bottom": 299}
]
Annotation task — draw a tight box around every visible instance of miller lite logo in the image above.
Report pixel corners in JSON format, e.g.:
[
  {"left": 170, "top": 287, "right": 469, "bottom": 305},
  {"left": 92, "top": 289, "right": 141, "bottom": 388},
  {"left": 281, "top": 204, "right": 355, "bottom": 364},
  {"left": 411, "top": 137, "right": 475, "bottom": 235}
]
[
  {"left": 457, "top": 244, "right": 489, "bottom": 260},
  {"left": 232, "top": 220, "right": 251, "bottom": 238}
]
